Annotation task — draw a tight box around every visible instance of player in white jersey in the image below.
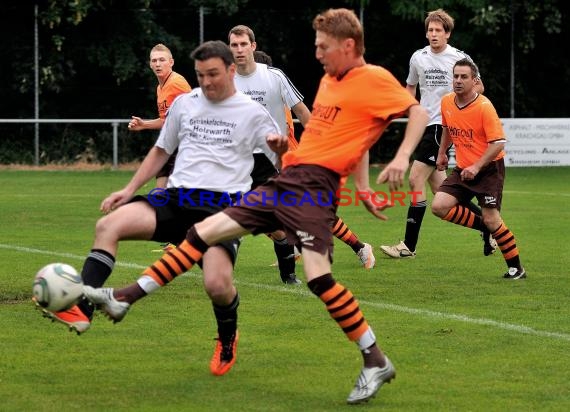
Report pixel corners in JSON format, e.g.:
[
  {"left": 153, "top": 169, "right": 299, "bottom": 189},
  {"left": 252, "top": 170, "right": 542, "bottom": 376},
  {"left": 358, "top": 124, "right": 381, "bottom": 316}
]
[
  {"left": 35, "top": 41, "right": 288, "bottom": 345},
  {"left": 229, "top": 25, "right": 311, "bottom": 284},
  {"left": 380, "top": 9, "right": 496, "bottom": 259}
]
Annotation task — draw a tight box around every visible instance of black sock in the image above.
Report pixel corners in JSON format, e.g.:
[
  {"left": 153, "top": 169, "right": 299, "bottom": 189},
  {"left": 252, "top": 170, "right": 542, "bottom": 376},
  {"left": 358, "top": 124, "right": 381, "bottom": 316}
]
[
  {"left": 213, "top": 293, "right": 240, "bottom": 341},
  {"left": 78, "top": 249, "right": 115, "bottom": 318},
  {"left": 273, "top": 237, "right": 296, "bottom": 280},
  {"left": 404, "top": 200, "right": 427, "bottom": 252}
]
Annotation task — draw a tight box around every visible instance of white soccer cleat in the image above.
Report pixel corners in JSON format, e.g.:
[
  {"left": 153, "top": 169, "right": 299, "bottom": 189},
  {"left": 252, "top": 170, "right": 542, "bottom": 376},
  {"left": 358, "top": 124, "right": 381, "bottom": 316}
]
[
  {"left": 380, "top": 241, "right": 416, "bottom": 258},
  {"left": 82, "top": 286, "right": 130, "bottom": 323},
  {"left": 347, "top": 356, "right": 396, "bottom": 404},
  {"left": 357, "top": 243, "right": 376, "bottom": 269}
]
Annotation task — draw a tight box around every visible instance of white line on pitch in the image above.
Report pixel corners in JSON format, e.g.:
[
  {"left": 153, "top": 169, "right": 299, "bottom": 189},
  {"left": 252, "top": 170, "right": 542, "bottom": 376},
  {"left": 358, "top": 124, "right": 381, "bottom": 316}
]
[{"left": 3, "top": 243, "right": 569, "bottom": 343}]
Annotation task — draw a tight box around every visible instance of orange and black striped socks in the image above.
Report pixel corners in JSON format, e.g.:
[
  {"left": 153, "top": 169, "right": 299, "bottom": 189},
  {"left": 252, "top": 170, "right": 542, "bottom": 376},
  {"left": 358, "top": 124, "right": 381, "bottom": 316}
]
[
  {"left": 143, "top": 226, "right": 209, "bottom": 287},
  {"left": 307, "top": 274, "right": 371, "bottom": 345},
  {"left": 492, "top": 223, "right": 522, "bottom": 268},
  {"left": 332, "top": 216, "right": 363, "bottom": 253},
  {"left": 442, "top": 205, "right": 485, "bottom": 231}
]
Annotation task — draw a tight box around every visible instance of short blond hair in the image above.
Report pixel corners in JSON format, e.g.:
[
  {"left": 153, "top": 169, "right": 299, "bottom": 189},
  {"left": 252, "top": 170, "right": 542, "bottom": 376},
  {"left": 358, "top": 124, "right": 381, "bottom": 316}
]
[{"left": 150, "top": 43, "right": 173, "bottom": 59}]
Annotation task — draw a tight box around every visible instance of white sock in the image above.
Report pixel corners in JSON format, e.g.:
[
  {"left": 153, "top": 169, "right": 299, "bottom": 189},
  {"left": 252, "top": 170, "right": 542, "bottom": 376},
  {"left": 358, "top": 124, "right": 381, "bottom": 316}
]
[
  {"left": 137, "top": 275, "right": 161, "bottom": 294},
  {"left": 356, "top": 327, "right": 376, "bottom": 351}
]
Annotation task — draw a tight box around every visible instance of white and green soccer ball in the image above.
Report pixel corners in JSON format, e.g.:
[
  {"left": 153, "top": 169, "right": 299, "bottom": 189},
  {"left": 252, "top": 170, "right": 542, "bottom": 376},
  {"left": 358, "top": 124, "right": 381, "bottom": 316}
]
[{"left": 32, "top": 263, "right": 83, "bottom": 312}]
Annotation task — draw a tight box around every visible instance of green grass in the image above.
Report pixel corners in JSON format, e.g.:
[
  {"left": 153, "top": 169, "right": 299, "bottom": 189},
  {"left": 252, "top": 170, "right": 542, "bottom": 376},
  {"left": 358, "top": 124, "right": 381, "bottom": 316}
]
[{"left": 1, "top": 167, "right": 569, "bottom": 411}]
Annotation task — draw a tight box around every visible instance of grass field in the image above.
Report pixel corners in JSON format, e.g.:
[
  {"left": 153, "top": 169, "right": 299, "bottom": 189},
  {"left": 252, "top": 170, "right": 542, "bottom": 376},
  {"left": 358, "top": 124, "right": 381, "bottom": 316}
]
[{"left": 1, "top": 167, "right": 569, "bottom": 411}]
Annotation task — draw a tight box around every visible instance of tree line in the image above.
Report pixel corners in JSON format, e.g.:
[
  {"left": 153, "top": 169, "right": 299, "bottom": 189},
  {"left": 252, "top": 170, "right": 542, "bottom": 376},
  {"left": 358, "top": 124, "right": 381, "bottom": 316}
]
[{"left": 1, "top": 0, "right": 568, "bottom": 164}]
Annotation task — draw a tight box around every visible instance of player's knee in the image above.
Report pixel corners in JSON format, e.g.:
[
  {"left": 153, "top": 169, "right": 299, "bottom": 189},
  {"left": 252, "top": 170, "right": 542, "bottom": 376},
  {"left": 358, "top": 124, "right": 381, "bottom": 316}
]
[
  {"left": 204, "top": 271, "right": 234, "bottom": 300},
  {"left": 430, "top": 201, "right": 448, "bottom": 218}
]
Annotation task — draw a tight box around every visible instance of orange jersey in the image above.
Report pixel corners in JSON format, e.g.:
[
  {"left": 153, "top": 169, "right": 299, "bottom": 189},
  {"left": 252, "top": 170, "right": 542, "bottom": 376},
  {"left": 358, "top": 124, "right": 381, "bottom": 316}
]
[
  {"left": 441, "top": 93, "right": 505, "bottom": 169},
  {"left": 284, "top": 106, "right": 299, "bottom": 151},
  {"left": 282, "top": 65, "right": 417, "bottom": 176},
  {"left": 157, "top": 71, "right": 192, "bottom": 120}
]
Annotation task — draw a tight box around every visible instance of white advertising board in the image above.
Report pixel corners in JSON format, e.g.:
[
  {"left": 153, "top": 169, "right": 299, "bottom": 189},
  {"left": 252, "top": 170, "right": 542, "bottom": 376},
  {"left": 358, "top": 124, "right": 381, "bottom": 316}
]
[{"left": 502, "top": 118, "right": 570, "bottom": 167}]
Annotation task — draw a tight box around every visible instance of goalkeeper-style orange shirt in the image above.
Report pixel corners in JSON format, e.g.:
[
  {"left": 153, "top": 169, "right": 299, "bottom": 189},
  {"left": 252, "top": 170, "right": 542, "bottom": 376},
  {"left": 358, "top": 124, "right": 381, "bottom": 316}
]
[
  {"left": 441, "top": 93, "right": 505, "bottom": 169},
  {"left": 281, "top": 64, "right": 417, "bottom": 177},
  {"left": 157, "top": 71, "right": 192, "bottom": 120}
]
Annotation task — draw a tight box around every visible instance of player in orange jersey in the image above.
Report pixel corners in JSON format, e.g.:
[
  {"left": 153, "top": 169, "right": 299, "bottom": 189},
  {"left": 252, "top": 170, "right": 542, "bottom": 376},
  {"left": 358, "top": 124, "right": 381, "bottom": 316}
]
[
  {"left": 128, "top": 44, "right": 191, "bottom": 188},
  {"left": 254, "top": 49, "right": 376, "bottom": 270},
  {"left": 84, "top": 9, "right": 428, "bottom": 404},
  {"left": 432, "top": 58, "right": 526, "bottom": 280}
]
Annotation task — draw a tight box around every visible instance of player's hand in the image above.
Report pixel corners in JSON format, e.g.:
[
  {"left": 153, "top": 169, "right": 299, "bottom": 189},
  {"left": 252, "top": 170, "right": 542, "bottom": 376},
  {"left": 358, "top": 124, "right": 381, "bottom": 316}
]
[
  {"left": 460, "top": 165, "right": 480, "bottom": 181},
  {"left": 376, "top": 156, "right": 409, "bottom": 192},
  {"left": 266, "top": 133, "right": 289, "bottom": 155},
  {"left": 436, "top": 153, "right": 448, "bottom": 171},
  {"left": 128, "top": 116, "right": 144, "bottom": 131},
  {"left": 100, "top": 189, "right": 132, "bottom": 214},
  {"left": 357, "top": 187, "right": 392, "bottom": 221}
]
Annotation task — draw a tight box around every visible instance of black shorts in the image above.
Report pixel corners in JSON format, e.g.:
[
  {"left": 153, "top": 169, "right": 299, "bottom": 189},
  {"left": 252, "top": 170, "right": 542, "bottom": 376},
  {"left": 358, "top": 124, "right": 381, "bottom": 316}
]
[
  {"left": 225, "top": 165, "right": 340, "bottom": 259},
  {"left": 413, "top": 124, "right": 448, "bottom": 166},
  {"left": 438, "top": 159, "right": 505, "bottom": 209},
  {"left": 250, "top": 153, "right": 279, "bottom": 190},
  {"left": 156, "top": 149, "right": 178, "bottom": 179},
  {"left": 130, "top": 188, "right": 240, "bottom": 265}
]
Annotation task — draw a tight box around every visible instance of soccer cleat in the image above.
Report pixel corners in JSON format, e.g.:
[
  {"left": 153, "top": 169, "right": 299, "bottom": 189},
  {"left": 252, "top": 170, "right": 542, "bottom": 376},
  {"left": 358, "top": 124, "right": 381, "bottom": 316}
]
[
  {"left": 33, "top": 298, "right": 91, "bottom": 335},
  {"left": 481, "top": 231, "right": 498, "bottom": 256},
  {"left": 357, "top": 243, "right": 376, "bottom": 269},
  {"left": 380, "top": 241, "right": 416, "bottom": 259},
  {"left": 347, "top": 356, "right": 396, "bottom": 404},
  {"left": 281, "top": 273, "right": 302, "bottom": 285},
  {"left": 503, "top": 267, "right": 527, "bottom": 280},
  {"left": 82, "top": 286, "right": 130, "bottom": 322},
  {"left": 210, "top": 330, "right": 239, "bottom": 376}
]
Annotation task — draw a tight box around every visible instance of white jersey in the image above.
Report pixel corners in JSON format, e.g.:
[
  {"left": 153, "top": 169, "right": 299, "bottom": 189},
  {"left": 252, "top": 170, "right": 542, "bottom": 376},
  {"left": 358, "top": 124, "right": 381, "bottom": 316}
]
[
  {"left": 156, "top": 88, "right": 280, "bottom": 193},
  {"left": 407, "top": 44, "right": 475, "bottom": 125},
  {"left": 234, "top": 63, "right": 304, "bottom": 164}
]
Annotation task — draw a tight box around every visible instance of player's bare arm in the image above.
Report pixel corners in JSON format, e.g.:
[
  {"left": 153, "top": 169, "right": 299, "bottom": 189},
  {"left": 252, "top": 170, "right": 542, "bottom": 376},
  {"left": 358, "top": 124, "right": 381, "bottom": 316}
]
[
  {"left": 460, "top": 141, "right": 505, "bottom": 181},
  {"left": 291, "top": 101, "right": 312, "bottom": 127},
  {"left": 128, "top": 116, "right": 164, "bottom": 131}
]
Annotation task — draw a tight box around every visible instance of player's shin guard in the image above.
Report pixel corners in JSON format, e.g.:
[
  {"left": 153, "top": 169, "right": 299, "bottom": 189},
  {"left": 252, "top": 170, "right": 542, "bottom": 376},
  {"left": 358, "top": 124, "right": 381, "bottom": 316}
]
[
  {"left": 142, "top": 226, "right": 209, "bottom": 287},
  {"left": 307, "top": 274, "right": 370, "bottom": 342},
  {"left": 442, "top": 205, "right": 485, "bottom": 231}
]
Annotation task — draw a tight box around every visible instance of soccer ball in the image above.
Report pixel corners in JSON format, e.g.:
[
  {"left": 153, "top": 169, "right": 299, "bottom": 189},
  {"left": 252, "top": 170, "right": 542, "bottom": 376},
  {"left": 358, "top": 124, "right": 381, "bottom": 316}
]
[{"left": 32, "top": 263, "right": 84, "bottom": 312}]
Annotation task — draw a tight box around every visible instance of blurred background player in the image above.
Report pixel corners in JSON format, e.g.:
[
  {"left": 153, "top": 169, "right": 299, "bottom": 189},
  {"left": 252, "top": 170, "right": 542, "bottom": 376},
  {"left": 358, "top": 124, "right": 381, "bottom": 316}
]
[
  {"left": 380, "top": 9, "right": 495, "bottom": 259},
  {"left": 127, "top": 44, "right": 191, "bottom": 188}
]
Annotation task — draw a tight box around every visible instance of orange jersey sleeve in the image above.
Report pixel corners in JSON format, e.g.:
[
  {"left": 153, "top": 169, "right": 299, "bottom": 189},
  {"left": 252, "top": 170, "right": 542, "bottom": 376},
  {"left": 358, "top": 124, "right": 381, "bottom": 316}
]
[
  {"left": 441, "top": 93, "right": 505, "bottom": 169},
  {"left": 157, "top": 71, "right": 192, "bottom": 120},
  {"left": 282, "top": 65, "right": 417, "bottom": 176},
  {"left": 284, "top": 106, "right": 299, "bottom": 151}
]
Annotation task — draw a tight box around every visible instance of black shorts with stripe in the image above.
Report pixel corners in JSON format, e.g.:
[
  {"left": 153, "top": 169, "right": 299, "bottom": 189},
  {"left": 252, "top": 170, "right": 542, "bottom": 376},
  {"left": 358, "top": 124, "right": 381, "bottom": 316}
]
[
  {"left": 413, "top": 124, "right": 448, "bottom": 166},
  {"left": 130, "top": 188, "right": 240, "bottom": 265}
]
